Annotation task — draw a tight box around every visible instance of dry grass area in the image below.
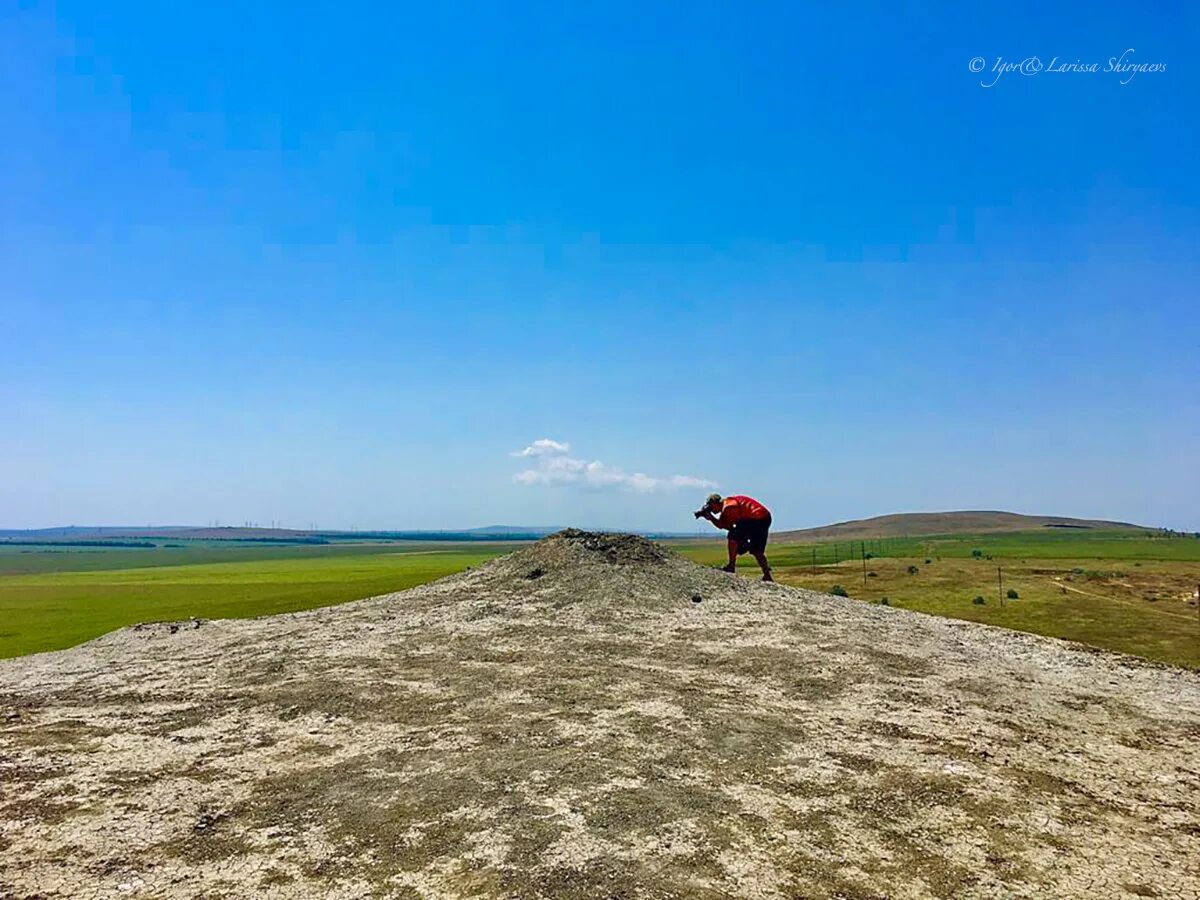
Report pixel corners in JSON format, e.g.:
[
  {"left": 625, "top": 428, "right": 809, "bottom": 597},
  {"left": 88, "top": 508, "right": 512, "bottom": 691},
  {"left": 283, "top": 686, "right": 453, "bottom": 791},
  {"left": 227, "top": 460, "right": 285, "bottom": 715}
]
[{"left": 2, "top": 531, "right": 1199, "bottom": 899}]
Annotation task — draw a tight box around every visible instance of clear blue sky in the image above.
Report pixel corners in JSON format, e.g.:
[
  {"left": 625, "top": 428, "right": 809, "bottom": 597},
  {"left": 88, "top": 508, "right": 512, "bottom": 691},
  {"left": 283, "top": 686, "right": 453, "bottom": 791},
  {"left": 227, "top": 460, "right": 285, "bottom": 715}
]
[{"left": 2, "top": 2, "right": 1196, "bottom": 531}]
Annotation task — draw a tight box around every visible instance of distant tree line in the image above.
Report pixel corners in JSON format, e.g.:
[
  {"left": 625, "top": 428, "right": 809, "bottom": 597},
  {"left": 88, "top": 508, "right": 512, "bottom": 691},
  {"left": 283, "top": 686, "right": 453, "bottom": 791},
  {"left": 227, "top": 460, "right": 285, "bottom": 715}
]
[{"left": 1155, "top": 528, "right": 1200, "bottom": 539}]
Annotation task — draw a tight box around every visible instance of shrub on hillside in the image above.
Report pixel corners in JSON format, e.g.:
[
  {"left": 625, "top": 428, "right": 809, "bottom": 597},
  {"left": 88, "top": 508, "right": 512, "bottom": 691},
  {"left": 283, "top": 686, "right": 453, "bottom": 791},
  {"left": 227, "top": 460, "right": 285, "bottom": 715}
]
[
  {"left": 971, "top": 549, "right": 984, "bottom": 559},
  {"left": 972, "top": 595, "right": 986, "bottom": 605},
  {"left": 829, "top": 585, "right": 849, "bottom": 597},
  {"left": 907, "top": 565, "right": 919, "bottom": 575},
  {"left": 1007, "top": 588, "right": 1019, "bottom": 599}
]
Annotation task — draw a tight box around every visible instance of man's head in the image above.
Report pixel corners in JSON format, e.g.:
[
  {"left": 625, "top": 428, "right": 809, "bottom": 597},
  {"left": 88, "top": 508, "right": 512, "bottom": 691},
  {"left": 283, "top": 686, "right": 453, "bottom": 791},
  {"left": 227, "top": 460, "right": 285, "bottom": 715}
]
[{"left": 704, "top": 492, "right": 723, "bottom": 512}]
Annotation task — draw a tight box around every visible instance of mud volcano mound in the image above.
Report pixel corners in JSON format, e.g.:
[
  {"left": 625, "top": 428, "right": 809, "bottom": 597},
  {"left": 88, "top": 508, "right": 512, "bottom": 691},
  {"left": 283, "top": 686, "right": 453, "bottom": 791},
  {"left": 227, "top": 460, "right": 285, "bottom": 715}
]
[
  {"left": 2, "top": 531, "right": 1199, "bottom": 899},
  {"left": 529, "top": 528, "right": 672, "bottom": 566}
]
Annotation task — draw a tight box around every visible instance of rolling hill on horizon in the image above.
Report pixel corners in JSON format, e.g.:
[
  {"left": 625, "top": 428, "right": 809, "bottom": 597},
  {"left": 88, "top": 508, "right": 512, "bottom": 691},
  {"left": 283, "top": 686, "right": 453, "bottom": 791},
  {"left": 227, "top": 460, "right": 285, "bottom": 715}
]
[{"left": 770, "top": 510, "right": 1149, "bottom": 542}]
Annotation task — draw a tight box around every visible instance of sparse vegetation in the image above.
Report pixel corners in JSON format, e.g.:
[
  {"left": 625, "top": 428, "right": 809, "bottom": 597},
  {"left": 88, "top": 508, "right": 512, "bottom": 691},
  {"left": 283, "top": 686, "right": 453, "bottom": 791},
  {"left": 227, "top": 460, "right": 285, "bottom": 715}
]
[
  {"left": 906, "top": 565, "right": 919, "bottom": 575},
  {"left": 829, "top": 585, "right": 849, "bottom": 597},
  {"left": 1007, "top": 588, "right": 1019, "bottom": 599},
  {"left": 972, "top": 595, "right": 986, "bottom": 605}
]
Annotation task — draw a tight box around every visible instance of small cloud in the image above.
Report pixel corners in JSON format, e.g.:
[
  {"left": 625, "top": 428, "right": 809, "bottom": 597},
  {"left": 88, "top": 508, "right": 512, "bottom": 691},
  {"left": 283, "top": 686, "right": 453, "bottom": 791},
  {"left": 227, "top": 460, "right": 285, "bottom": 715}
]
[
  {"left": 511, "top": 438, "right": 571, "bottom": 458},
  {"left": 510, "top": 440, "right": 715, "bottom": 494},
  {"left": 666, "top": 475, "right": 716, "bottom": 489}
]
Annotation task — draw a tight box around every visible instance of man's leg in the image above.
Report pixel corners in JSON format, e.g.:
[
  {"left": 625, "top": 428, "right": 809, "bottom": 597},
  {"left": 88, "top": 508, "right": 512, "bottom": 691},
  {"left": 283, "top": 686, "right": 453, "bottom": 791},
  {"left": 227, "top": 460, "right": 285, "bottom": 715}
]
[
  {"left": 722, "top": 538, "right": 738, "bottom": 573},
  {"left": 752, "top": 550, "right": 773, "bottom": 581},
  {"left": 752, "top": 518, "right": 772, "bottom": 581}
]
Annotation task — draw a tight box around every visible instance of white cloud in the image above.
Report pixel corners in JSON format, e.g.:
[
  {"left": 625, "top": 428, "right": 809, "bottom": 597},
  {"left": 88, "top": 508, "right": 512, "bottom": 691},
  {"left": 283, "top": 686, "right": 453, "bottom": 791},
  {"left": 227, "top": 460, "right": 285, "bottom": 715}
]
[
  {"left": 511, "top": 439, "right": 716, "bottom": 494},
  {"left": 511, "top": 438, "right": 571, "bottom": 458}
]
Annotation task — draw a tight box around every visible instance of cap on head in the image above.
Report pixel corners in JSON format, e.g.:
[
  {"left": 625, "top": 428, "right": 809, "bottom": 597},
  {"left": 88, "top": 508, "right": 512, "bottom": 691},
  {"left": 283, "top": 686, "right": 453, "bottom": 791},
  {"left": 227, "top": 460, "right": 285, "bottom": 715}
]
[{"left": 705, "top": 492, "right": 722, "bottom": 509}]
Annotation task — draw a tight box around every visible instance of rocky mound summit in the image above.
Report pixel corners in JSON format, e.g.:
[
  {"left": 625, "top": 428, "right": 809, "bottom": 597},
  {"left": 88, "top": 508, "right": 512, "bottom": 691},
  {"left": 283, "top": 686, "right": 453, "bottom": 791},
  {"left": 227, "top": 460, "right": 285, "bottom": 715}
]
[{"left": 2, "top": 531, "right": 1199, "bottom": 899}]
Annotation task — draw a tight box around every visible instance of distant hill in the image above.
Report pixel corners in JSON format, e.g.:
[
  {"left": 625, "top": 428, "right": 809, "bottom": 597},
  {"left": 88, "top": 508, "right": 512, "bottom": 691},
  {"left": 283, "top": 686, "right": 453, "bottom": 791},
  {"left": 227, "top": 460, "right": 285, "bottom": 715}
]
[
  {"left": 0, "top": 526, "right": 194, "bottom": 539},
  {"left": 0, "top": 525, "right": 558, "bottom": 542},
  {"left": 0, "top": 524, "right": 693, "bottom": 543},
  {"left": 463, "top": 525, "right": 562, "bottom": 537},
  {"left": 771, "top": 510, "right": 1147, "bottom": 542}
]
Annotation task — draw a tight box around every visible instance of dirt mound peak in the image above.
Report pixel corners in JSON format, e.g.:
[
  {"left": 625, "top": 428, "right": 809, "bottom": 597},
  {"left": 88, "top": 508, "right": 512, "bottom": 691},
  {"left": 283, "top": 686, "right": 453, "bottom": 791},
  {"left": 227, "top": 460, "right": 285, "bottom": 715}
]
[
  {"left": 548, "top": 528, "right": 669, "bottom": 563},
  {"left": 523, "top": 528, "right": 671, "bottom": 567}
]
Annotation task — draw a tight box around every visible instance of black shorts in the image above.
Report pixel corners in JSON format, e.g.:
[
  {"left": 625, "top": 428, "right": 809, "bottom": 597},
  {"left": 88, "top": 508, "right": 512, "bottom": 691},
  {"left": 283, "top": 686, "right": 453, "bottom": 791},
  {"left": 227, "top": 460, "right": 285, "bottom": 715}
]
[{"left": 730, "top": 515, "right": 771, "bottom": 555}]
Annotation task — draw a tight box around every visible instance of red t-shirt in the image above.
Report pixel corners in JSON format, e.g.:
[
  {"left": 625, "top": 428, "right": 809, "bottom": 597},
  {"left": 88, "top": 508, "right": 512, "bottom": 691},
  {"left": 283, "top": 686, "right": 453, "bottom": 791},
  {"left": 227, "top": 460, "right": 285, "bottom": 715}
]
[{"left": 717, "top": 495, "right": 771, "bottom": 528}]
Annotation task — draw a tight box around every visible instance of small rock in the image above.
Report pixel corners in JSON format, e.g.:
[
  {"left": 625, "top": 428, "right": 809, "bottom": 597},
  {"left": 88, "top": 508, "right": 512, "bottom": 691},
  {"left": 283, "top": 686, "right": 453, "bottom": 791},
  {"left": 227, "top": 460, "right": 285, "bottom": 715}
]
[{"left": 691, "top": 594, "right": 702, "bottom": 603}]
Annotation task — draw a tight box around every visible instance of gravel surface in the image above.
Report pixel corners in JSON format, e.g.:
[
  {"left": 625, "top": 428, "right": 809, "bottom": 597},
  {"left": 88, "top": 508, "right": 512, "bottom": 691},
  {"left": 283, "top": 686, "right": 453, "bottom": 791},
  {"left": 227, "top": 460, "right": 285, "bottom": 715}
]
[{"left": 2, "top": 530, "right": 1198, "bottom": 899}]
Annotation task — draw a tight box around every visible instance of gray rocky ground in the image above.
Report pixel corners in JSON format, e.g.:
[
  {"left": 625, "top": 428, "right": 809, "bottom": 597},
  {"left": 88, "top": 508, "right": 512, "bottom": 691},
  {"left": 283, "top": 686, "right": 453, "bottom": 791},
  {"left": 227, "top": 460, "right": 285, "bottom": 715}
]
[{"left": 2, "top": 531, "right": 1198, "bottom": 899}]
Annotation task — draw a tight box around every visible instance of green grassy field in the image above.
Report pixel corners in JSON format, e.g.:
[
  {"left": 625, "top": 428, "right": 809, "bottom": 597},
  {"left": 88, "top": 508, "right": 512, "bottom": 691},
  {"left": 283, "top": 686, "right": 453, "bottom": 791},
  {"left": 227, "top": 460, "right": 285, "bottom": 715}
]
[
  {"left": 678, "top": 531, "right": 1200, "bottom": 668},
  {"left": 0, "top": 545, "right": 507, "bottom": 658}
]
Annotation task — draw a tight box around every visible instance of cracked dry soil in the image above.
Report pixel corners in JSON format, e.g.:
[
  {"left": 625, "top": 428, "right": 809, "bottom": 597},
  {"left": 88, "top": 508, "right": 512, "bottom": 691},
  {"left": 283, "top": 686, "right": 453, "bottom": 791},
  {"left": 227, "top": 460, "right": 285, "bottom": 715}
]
[{"left": 2, "top": 530, "right": 1199, "bottom": 899}]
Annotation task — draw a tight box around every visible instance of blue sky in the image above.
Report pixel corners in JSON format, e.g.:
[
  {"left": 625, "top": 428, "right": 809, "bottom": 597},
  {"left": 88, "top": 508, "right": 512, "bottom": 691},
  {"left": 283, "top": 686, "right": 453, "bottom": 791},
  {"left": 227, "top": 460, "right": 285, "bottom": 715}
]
[{"left": 2, "top": 2, "right": 1196, "bottom": 531}]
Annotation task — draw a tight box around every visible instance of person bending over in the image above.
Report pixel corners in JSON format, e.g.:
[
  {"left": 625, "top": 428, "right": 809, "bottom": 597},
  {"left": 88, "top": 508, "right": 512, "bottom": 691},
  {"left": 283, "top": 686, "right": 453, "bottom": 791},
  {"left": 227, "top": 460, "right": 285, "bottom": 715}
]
[{"left": 694, "top": 492, "right": 773, "bottom": 581}]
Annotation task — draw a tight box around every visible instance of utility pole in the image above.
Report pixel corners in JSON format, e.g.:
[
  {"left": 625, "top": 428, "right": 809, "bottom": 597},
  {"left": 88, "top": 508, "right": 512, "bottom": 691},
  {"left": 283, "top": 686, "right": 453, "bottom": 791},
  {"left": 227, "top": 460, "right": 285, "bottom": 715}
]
[
  {"left": 861, "top": 541, "right": 867, "bottom": 587},
  {"left": 998, "top": 567, "right": 1004, "bottom": 606},
  {"left": 812, "top": 547, "right": 817, "bottom": 575}
]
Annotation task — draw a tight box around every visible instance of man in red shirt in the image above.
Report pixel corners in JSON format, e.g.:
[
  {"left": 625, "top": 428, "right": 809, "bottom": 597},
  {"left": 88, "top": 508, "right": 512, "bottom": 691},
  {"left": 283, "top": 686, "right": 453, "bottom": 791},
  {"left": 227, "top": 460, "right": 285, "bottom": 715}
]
[{"left": 695, "top": 492, "right": 774, "bottom": 581}]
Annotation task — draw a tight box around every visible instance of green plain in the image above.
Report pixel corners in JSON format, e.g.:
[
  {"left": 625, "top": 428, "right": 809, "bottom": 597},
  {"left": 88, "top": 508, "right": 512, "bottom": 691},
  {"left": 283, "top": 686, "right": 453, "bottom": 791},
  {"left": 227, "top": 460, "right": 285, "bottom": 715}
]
[{"left": 0, "top": 545, "right": 507, "bottom": 658}]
